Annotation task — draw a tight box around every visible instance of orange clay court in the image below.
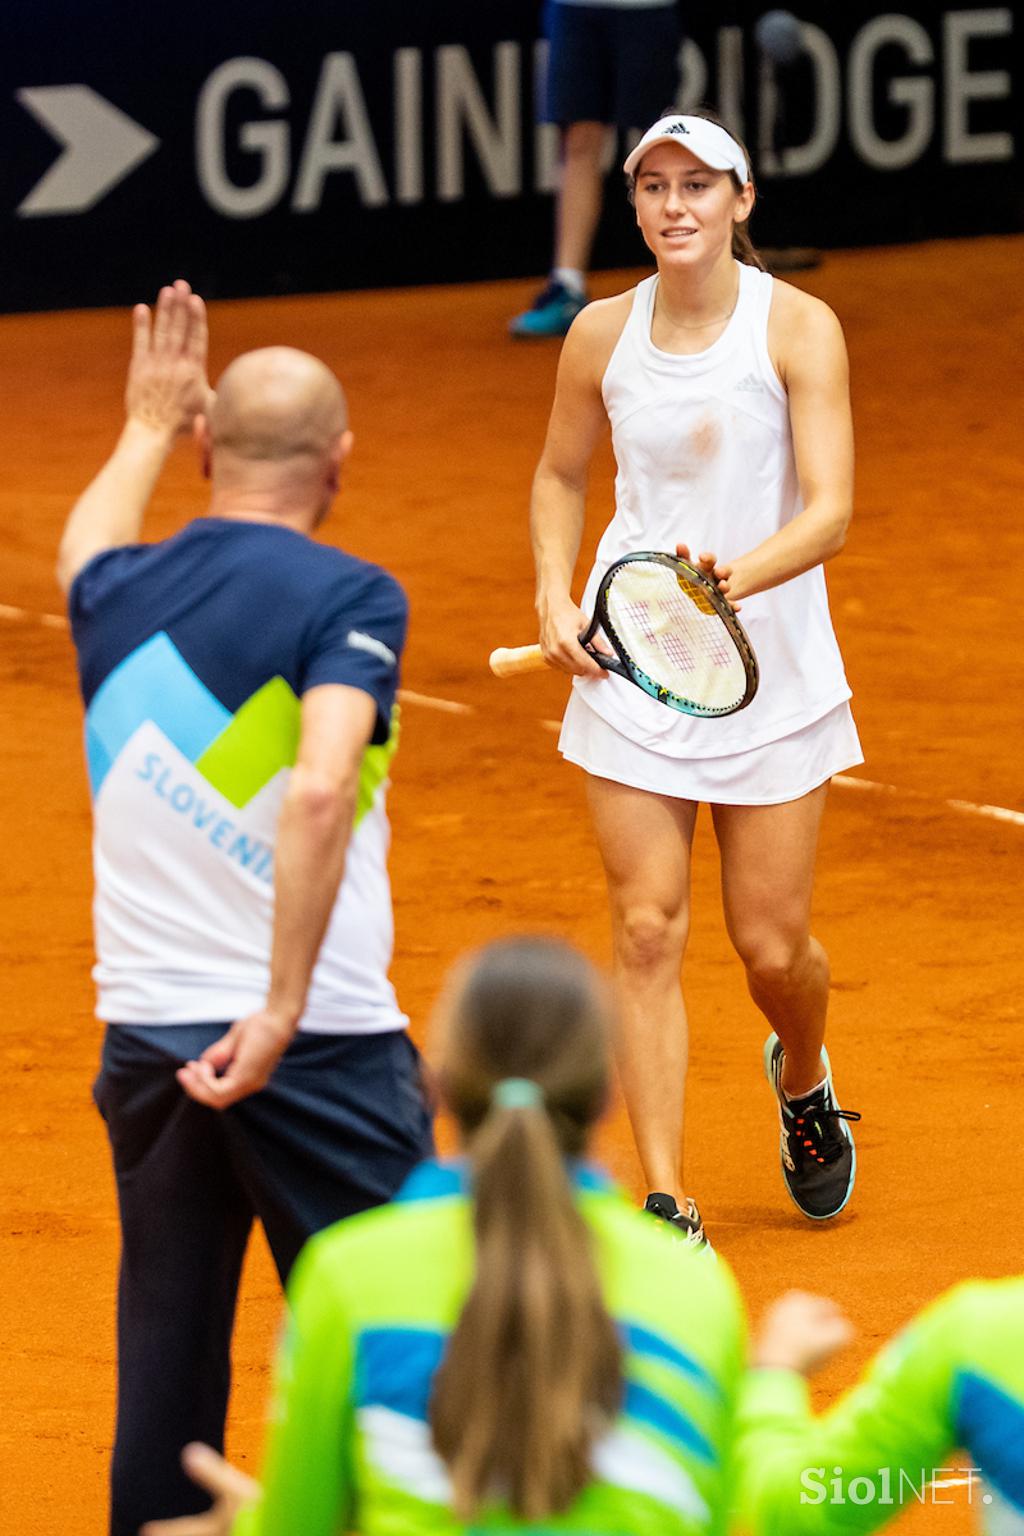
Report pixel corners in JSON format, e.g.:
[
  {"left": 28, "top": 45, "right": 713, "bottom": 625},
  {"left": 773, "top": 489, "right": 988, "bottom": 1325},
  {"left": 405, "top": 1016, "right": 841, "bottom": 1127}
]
[{"left": 1, "top": 236, "right": 1022, "bottom": 1535}]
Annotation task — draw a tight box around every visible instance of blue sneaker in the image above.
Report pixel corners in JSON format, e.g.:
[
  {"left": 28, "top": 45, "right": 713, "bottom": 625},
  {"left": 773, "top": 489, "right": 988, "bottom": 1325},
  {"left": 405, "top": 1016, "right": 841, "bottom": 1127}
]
[
  {"left": 509, "top": 280, "right": 586, "bottom": 339},
  {"left": 764, "top": 1034, "right": 861, "bottom": 1220}
]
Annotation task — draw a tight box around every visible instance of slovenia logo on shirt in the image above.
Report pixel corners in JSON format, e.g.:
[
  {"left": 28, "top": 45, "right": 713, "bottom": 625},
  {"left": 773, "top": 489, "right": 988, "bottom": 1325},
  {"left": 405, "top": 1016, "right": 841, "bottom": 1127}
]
[
  {"left": 84, "top": 632, "right": 399, "bottom": 844},
  {"left": 84, "top": 632, "right": 301, "bottom": 808}
]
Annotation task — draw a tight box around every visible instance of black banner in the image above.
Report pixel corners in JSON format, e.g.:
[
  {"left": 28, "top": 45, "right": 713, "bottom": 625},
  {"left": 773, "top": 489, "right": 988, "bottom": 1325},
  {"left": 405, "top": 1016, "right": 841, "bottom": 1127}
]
[{"left": 2, "top": 2, "right": 1020, "bottom": 311}]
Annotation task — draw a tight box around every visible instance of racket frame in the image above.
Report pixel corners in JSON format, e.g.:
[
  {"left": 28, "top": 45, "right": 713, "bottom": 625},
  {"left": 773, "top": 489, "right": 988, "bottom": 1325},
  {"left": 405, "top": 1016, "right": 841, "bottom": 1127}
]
[{"left": 579, "top": 551, "right": 759, "bottom": 717}]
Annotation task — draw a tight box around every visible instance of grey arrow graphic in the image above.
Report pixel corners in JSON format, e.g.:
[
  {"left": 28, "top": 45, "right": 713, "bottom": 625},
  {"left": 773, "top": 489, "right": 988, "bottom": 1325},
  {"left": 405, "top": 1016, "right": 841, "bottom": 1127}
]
[{"left": 16, "top": 85, "right": 160, "bottom": 216}]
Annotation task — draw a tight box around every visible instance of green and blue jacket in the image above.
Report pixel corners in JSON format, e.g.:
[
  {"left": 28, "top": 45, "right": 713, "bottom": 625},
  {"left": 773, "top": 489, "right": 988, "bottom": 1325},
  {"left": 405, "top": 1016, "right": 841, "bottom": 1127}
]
[
  {"left": 736, "top": 1277, "right": 1024, "bottom": 1535},
  {"left": 235, "top": 1159, "right": 746, "bottom": 1535}
]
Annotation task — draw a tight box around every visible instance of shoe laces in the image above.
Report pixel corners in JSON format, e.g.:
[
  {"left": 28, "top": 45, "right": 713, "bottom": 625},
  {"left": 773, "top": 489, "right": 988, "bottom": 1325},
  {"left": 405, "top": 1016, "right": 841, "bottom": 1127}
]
[
  {"left": 783, "top": 1091, "right": 861, "bottom": 1168},
  {"left": 645, "top": 1193, "right": 707, "bottom": 1248}
]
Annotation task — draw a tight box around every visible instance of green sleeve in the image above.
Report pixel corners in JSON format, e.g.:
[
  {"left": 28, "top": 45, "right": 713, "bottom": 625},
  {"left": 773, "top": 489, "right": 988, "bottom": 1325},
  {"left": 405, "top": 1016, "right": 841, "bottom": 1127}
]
[
  {"left": 705, "top": 1257, "right": 752, "bottom": 1536},
  {"left": 734, "top": 1288, "right": 968, "bottom": 1536},
  {"left": 234, "top": 1233, "right": 356, "bottom": 1536}
]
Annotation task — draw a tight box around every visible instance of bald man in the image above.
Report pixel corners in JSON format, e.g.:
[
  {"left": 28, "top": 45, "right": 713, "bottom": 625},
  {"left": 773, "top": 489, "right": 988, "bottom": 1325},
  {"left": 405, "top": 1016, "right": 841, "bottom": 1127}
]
[{"left": 57, "top": 282, "right": 434, "bottom": 1535}]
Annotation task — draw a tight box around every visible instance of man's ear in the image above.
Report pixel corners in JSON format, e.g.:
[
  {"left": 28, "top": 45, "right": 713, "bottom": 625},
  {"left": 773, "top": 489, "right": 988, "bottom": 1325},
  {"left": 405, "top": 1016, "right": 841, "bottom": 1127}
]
[
  {"left": 194, "top": 414, "right": 212, "bottom": 479},
  {"left": 327, "top": 429, "right": 354, "bottom": 494}
]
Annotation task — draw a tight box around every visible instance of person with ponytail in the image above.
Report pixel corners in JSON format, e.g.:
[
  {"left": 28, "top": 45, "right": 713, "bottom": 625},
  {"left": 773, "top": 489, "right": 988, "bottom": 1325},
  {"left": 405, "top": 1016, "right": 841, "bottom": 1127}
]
[
  {"left": 142, "top": 936, "right": 747, "bottom": 1535},
  {"left": 529, "top": 107, "right": 863, "bottom": 1248}
]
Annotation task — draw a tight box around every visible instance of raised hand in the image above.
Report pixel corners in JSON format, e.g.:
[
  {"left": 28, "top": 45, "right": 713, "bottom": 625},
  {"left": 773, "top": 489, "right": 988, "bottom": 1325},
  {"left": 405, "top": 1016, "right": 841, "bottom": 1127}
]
[
  {"left": 125, "top": 279, "right": 212, "bottom": 435},
  {"left": 753, "top": 1290, "right": 855, "bottom": 1376}
]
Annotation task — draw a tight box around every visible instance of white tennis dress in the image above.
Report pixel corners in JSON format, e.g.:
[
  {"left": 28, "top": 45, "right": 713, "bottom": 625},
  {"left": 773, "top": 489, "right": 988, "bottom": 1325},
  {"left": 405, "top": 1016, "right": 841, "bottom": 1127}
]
[{"left": 559, "top": 262, "right": 863, "bottom": 804}]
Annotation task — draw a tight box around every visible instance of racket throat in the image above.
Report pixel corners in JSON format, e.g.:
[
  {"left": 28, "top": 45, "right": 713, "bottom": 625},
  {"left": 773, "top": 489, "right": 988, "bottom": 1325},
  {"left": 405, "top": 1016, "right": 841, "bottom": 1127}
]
[{"left": 579, "top": 637, "right": 631, "bottom": 682}]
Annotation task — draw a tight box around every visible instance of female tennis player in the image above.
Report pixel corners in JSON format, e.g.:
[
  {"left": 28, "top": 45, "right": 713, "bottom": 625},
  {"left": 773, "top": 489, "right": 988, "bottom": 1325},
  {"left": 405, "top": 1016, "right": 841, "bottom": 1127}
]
[
  {"left": 530, "top": 110, "right": 864, "bottom": 1247},
  {"left": 736, "top": 1280, "right": 1024, "bottom": 1533},
  {"left": 143, "top": 937, "right": 747, "bottom": 1535}
]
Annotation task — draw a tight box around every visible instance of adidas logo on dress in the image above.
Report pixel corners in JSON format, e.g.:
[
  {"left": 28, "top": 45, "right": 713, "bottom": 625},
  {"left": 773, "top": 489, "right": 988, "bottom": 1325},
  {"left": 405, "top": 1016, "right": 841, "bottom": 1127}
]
[{"left": 734, "top": 372, "right": 763, "bottom": 392}]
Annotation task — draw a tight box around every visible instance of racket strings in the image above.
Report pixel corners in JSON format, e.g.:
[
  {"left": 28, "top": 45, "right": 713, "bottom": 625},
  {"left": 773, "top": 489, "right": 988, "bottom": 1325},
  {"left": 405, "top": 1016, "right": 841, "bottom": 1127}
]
[
  {"left": 619, "top": 597, "right": 735, "bottom": 671},
  {"left": 607, "top": 564, "right": 747, "bottom": 709}
]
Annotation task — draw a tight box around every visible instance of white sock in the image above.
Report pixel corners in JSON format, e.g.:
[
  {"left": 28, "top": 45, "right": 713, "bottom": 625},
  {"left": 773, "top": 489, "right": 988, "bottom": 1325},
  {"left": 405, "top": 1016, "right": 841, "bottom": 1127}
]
[
  {"left": 784, "top": 1074, "right": 827, "bottom": 1103},
  {"left": 552, "top": 266, "right": 586, "bottom": 297}
]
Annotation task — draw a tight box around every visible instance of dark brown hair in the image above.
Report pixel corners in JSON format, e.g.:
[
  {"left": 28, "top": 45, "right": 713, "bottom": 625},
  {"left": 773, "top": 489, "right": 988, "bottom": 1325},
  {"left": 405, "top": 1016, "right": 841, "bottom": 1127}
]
[
  {"left": 628, "top": 106, "right": 767, "bottom": 272},
  {"left": 428, "top": 937, "right": 621, "bottom": 1520}
]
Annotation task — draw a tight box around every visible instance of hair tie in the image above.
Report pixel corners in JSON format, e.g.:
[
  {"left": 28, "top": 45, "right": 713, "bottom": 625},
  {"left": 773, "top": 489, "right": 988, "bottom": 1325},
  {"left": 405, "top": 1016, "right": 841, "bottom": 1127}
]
[{"left": 492, "top": 1077, "right": 543, "bottom": 1110}]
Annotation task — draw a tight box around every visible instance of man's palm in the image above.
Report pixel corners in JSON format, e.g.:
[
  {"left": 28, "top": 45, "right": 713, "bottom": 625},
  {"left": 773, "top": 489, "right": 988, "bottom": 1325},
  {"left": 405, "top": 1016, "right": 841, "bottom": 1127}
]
[{"left": 126, "top": 278, "right": 212, "bottom": 433}]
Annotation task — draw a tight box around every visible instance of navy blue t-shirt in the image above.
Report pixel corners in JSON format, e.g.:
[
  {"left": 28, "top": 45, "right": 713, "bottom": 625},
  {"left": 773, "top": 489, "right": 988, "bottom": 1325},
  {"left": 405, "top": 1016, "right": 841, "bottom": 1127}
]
[{"left": 71, "top": 518, "right": 407, "bottom": 755}]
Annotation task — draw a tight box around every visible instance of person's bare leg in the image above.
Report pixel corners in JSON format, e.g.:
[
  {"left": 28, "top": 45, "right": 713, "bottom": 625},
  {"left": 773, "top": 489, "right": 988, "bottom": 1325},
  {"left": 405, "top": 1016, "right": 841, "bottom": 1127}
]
[
  {"left": 712, "top": 785, "right": 830, "bottom": 1096},
  {"left": 587, "top": 774, "right": 698, "bottom": 1201},
  {"left": 553, "top": 121, "right": 610, "bottom": 278}
]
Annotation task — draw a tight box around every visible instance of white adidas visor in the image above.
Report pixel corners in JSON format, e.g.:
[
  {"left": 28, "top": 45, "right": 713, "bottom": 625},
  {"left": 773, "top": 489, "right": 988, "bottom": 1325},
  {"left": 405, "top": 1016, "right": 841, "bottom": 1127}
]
[{"left": 624, "top": 116, "right": 750, "bottom": 184}]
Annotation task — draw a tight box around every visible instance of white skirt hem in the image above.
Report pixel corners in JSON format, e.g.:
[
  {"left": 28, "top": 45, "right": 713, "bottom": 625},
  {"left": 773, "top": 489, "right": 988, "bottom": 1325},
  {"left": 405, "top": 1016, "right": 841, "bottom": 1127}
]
[{"left": 558, "top": 692, "right": 863, "bottom": 806}]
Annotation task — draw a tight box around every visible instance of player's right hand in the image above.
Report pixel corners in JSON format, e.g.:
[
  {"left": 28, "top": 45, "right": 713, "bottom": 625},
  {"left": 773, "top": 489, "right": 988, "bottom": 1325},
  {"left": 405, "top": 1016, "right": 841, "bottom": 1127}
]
[
  {"left": 176, "top": 1009, "right": 296, "bottom": 1110},
  {"left": 538, "top": 595, "right": 609, "bottom": 678}
]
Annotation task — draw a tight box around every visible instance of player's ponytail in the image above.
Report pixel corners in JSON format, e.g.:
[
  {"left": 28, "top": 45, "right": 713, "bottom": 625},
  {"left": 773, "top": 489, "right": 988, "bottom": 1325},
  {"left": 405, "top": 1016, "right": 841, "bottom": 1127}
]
[{"left": 428, "top": 937, "right": 621, "bottom": 1519}]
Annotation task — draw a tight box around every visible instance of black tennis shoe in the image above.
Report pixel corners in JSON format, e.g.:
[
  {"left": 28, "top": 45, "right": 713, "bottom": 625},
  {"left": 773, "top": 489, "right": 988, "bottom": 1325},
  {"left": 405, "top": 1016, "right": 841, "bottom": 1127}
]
[
  {"left": 764, "top": 1034, "right": 861, "bottom": 1220},
  {"left": 644, "top": 1192, "right": 710, "bottom": 1251}
]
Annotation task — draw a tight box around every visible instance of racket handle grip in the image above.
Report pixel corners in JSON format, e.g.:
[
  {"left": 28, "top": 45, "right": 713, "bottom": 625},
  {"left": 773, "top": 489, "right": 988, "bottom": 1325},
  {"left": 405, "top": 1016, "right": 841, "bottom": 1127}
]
[{"left": 489, "top": 644, "right": 549, "bottom": 678}]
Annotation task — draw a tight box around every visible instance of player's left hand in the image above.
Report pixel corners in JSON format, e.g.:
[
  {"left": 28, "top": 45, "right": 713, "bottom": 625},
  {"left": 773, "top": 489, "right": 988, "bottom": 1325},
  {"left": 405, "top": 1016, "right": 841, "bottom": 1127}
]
[
  {"left": 126, "top": 279, "right": 213, "bottom": 436},
  {"left": 140, "top": 1442, "right": 259, "bottom": 1535},
  {"left": 752, "top": 1290, "right": 855, "bottom": 1376},
  {"left": 675, "top": 543, "right": 741, "bottom": 609},
  {"left": 177, "top": 1009, "right": 296, "bottom": 1110}
]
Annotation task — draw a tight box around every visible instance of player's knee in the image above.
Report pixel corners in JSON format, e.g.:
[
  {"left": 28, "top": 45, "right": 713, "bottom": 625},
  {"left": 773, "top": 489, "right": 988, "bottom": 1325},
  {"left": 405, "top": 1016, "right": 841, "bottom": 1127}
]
[
  {"left": 617, "top": 904, "right": 687, "bottom": 972},
  {"left": 734, "top": 926, "right": 807, "bottom": 987}
]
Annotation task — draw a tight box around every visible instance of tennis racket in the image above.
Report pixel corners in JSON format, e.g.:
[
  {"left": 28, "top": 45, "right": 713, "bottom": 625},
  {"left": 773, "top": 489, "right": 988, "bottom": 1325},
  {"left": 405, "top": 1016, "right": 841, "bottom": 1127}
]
[{"left": 489, "top": 551, "right": 759, "bottom": 717}]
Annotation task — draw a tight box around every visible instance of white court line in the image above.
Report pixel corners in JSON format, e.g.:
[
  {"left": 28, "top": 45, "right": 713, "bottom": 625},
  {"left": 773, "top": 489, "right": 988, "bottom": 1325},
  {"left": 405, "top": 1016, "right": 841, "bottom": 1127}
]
[
  {"left": 397, "top": 688, "right": 473, "bottom": 716},
  {"left": 930, "top": 1478, "right": 994, "bottom": 1502},
  {"left": 0, "top": 602, "right": 69, "bottom": 628},
  {"left": 2, "top": 601, "right": 1022, "bottom": 826},
  {"left": 834, "top": 773, "right": 1024, "bottom": 828}
]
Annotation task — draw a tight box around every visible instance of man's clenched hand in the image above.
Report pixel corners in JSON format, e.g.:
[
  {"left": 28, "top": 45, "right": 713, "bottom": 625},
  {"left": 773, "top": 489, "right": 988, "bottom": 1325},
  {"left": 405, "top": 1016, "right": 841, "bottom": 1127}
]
[{"left": 177, "top": 1009, "right": 297, "bottom": 1110}]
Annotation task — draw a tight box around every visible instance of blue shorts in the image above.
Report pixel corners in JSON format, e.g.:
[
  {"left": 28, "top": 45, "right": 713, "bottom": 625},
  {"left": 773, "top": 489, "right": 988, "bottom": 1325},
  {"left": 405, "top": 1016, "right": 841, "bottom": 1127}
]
[
  {"left": 94, "top": 1022, "right": 435, "bottom": 1278},
  {"left": 94, "top": 1022, "right": 435, "bottom": 1536},
  {"left": 543, "top": 1, "right": 682, "bottom": 129}
]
